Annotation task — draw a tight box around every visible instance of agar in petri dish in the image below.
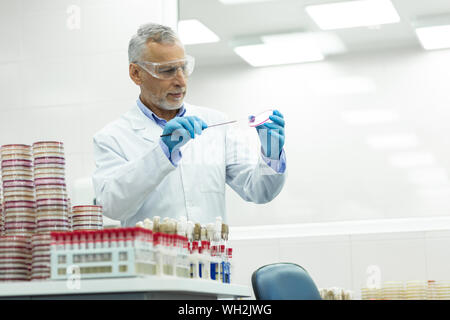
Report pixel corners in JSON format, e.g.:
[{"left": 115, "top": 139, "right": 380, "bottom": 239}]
[{"left": 248, "top": 109, "right": 273, "bottom": 127}]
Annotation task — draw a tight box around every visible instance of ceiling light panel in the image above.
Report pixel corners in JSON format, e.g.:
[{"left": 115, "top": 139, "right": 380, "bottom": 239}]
[
  {"left": 388, "top": 152, "right": 436, "bottom": 168},
  {"left": 178, "top": 19, "right": 220, "bottom": 45},
  {"left": 305, "top": 0, "right": 400, "bottom": 30},
  {"left": 341, "top": 109, "right": 399, "bottom": 125},
  {"left": 307, "top": 77, "right": 376, "bottom": 95},
  {"left": 234, "top": 43, "right": 324, "bottom": 67},
  {"left": 218, "top": 0, "right": 274, "bottom": 4},
  {"left": 415, "top": 25, "right": 450, "bottom": 50},
  {"left": 366, "top": 133, "right": 419, "bottom": 150},
  {"left": 233, "top": 31, "right": 347, "bottom": 67},
  {"left": 407, "top": 167, "right": 450, "bottom": 186},
  {"left": 261, "top": 32, "right": 347, "bottom": 56}
]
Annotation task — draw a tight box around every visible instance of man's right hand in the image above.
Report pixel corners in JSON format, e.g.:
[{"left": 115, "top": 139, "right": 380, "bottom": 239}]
[{"left": 161, "top": 116, "right": 208, "bottom": 155}]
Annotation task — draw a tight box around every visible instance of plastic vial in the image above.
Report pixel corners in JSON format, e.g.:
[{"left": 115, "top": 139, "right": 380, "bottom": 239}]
[
  {"left": 110, "top": 230, "right": 117, "bottom": 248},
  {"left": 199, "top": 245, "right": 211, "bottom": 280},
  {"left": 94, "top": 232, "right": 102, "bottom": 249},
  {"left": 153, "top": 216, "right": 161, "bottom": 233},
  {"left": 226, "top": 248, "right": 233, "bottom": 284},
  {"left": 117, "top": 230, "right": 125, "bottom": 248},
  {"left": 143, "top": 218, "right": 152, "bottom": 230},
  {"left": 191, "top": 241, "right": 200, "bottom": 279},
  {"left": 125, "top": 230, "right": 133, "bottom": 248},
  {"left": 102, "top": 230, "right": 110, "bottom": 249},
  {"left": 219, "top": 245, "right": 226, "bottom": 283},
  {"left": 210, "top": 245, "right": 219, "bottom": 281},
  {"left": 72, "top": 232, "right": 80, "bottom": 251},
  {"left": 87, "top": 232, "right": 94, "bottom": 250},
  {"left": 153, "top": 232, "right": 163, "bottom": 276},
  {"left": 80, "top": 232, "right": 87, "bottom": 251}
]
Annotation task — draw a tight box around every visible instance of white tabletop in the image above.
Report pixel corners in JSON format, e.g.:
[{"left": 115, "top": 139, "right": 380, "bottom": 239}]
[{"left": 0, "top": 276, "right": 252, "bottom": 299}]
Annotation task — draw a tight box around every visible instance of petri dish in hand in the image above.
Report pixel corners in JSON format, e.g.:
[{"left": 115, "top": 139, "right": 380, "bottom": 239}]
[{"left": 248, "top": 109, "right": 273, "bottom": 127}]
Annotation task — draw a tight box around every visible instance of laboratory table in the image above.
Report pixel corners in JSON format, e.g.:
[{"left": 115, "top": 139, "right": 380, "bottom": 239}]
[{"left": 0, "top": 276, "right": 252, "bottom": 300}]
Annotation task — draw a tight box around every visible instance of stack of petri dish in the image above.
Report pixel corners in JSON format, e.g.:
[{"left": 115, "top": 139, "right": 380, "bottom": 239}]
[
  {"left": 0, "top": 202, "right": 4, "bottom": 236},
  {"left": 71, "top": 205, "right": 103, "bottom": 231},
  {"left": 67, "top": 198, "right": 72, "bottom": 231},
  {"left": 33, "top": 142, "right": 69, "bottom": 234},
  {"left": 30, "top": 233, "right": 51, "bottom": 281},
  {"left": 434, "top": 280, "right": 450, "bottom": 300},
  {"left": 0, "top": 236, "right": 31, "bottom": 281},
  {"left": 427, "top": 280, "right": 437, "bottom": 300},
  {"left": 32, "top": 142, "right": 69, "bottom": 281},
  {"left": 381, "top": 281, "right": 404, "bottom": 300},
  {"left": 405, "top": 280, "right": 427, "bottom": 300},
  {"left": 1, "top": 145, "right": 36, "bottom": 237},
  {"left": 360, "top": 287, "right": 381, "bottom": 300},
  {"left": 35, "top": 197, "right": 70, "bottom": 233}
]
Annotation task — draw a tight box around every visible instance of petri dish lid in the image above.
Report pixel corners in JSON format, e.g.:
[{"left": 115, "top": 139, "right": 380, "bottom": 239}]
[{"left": 248, "top": 109, "right": 273, "bottom": 127}]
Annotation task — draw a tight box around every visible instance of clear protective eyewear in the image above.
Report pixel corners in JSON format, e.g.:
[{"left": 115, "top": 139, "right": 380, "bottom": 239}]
[{"left": 137, "top": 55, "right": 195, "bottom": 80}]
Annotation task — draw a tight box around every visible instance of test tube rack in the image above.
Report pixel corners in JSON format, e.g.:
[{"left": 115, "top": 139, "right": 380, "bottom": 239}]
[{"left": 49, "top": 228, "right": 190, "bottom": 280}]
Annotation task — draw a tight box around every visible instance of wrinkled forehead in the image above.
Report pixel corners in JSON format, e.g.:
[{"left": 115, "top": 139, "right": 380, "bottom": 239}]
[{"left": 143, "top": 40, "right": 185, "bottom": 63}]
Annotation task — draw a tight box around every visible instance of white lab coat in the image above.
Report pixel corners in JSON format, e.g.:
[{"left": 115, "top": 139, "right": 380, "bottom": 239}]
[{"left": 92, "top": 102, "right": 286, "bottom": 226}]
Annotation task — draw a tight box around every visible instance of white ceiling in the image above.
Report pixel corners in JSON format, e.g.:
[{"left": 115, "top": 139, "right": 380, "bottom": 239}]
[{"left": 179, "top": 0, "right": 450, "bottom": 67}]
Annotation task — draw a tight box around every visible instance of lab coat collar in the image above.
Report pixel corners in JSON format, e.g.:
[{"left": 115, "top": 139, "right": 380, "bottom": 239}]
[
  {"left": 125, "top": 102, "right": 193, "bottom": 143},
  {"left": 126, "top": 105, "right": 160, "bottom": 142}
]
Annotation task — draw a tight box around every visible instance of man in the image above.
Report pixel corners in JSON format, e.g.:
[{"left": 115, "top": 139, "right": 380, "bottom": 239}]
[{"left": 92, "top": 23, "right": 287, "bottom": 226}]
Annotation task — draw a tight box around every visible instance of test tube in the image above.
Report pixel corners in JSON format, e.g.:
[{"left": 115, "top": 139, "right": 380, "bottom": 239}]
[
  {"left": 102, "top": 229, "right": 110, "bottom": 249},
  {"left": 94, "top": 232, "right": 102, "bottom": 249},
  {"left": 79, "top": 232, "right": 86, "bottom": 251},
  {"left": 226, "top": 248, "right": 233, "bottom": 284},
  {"left": 87, "top": 232, "right": 94, "bottom": 250},
  {"left": 110, "top": 230, "right": 117, "bottom": 248},
  {"left": 153, "top": 216, "right": 160, "bottom": 233}
]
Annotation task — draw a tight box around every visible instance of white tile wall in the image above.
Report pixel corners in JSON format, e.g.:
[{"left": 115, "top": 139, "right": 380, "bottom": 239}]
[
  {"left": 0, "top": 0, "right": 177, "bottom": 212},
  {"left": 0, "top": 107, "right": 27, "bottom": 145},
  {"left": 82, "top": 152, "right": 96, "bottom": 178},
  {"left": 22, "top": 10, "right": 83, "bottom": 60},
  {"left": 65, "top": 153, "right": 86, "bottom": 197},
  {"left": 0, "top": 3, "right": 21, "bottom": 63},
  {"left": 22, "top": 0, "right": 80, "bottom": 14},
  {"left": 82, "top": 53, "right": 138, "bottom": 103},
  {"left": 21, "top": 104, "right": 84, "bottom": 154},
  {"left": 81, "top": 0, "right": 121, "bottom": 55},
  {"left": 0, "top": 63, "right": 22, "bottom": 108},
  {"left": 21, "top": 56, "right": 85, "bottom": 107}
]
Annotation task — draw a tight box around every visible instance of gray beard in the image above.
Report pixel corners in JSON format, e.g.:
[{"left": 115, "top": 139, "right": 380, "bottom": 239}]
[
  {"left": 149, "top": 92, "right": 183, "bottom": 111},
  {"left": 158, "top": 99, "right": 183, "bottom": 110}
]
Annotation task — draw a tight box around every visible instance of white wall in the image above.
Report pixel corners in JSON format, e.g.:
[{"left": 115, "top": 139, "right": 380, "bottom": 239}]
[
  {"left": 230, "top": 228, "right": 450, "bottom": 299},
  {"left": 184, "top": 49, "right": 450, "bottom": 297},
  {"left": 185, "top": 47, "right": 450, "bottom": 227},
  {"left": 0, "top": 0, "right": 177, "bottom": 206}
]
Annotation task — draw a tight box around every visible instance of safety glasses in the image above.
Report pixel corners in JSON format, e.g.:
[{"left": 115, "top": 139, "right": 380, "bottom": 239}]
[{"left": 137, "top": 55, "right": 195, "bottom": 80}]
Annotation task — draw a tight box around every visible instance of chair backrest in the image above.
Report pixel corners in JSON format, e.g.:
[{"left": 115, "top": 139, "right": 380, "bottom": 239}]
[{"left": 251, "top": 263, "right": 322, "bottom": 300}]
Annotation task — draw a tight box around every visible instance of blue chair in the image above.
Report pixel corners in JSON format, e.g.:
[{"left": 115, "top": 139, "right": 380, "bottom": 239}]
[{"left": 251, "top": 263, "right": 322, "bottom": 300}]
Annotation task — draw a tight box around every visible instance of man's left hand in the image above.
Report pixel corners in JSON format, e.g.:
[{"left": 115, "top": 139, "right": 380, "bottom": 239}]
[{"left": 256, "top": 109, "right": 285, "bottom": 160}]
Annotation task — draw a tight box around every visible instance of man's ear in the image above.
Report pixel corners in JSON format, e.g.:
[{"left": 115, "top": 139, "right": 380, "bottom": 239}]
[{"left": 129, "top": 63, "right": 143, "bottom": 85}]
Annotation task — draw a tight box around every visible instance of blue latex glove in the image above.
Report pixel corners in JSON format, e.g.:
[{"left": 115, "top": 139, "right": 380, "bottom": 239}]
[
  {"left": 161, "top": 116, "right": 208, "bottom": 155},
  {"left": 256, "top": 110, "right": 285, "bottom": 160}
]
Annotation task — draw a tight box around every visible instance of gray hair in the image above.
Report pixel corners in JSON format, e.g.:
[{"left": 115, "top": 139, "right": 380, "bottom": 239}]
[{"left": 128, "top": 23, "right": 182, "bottom": 64}]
